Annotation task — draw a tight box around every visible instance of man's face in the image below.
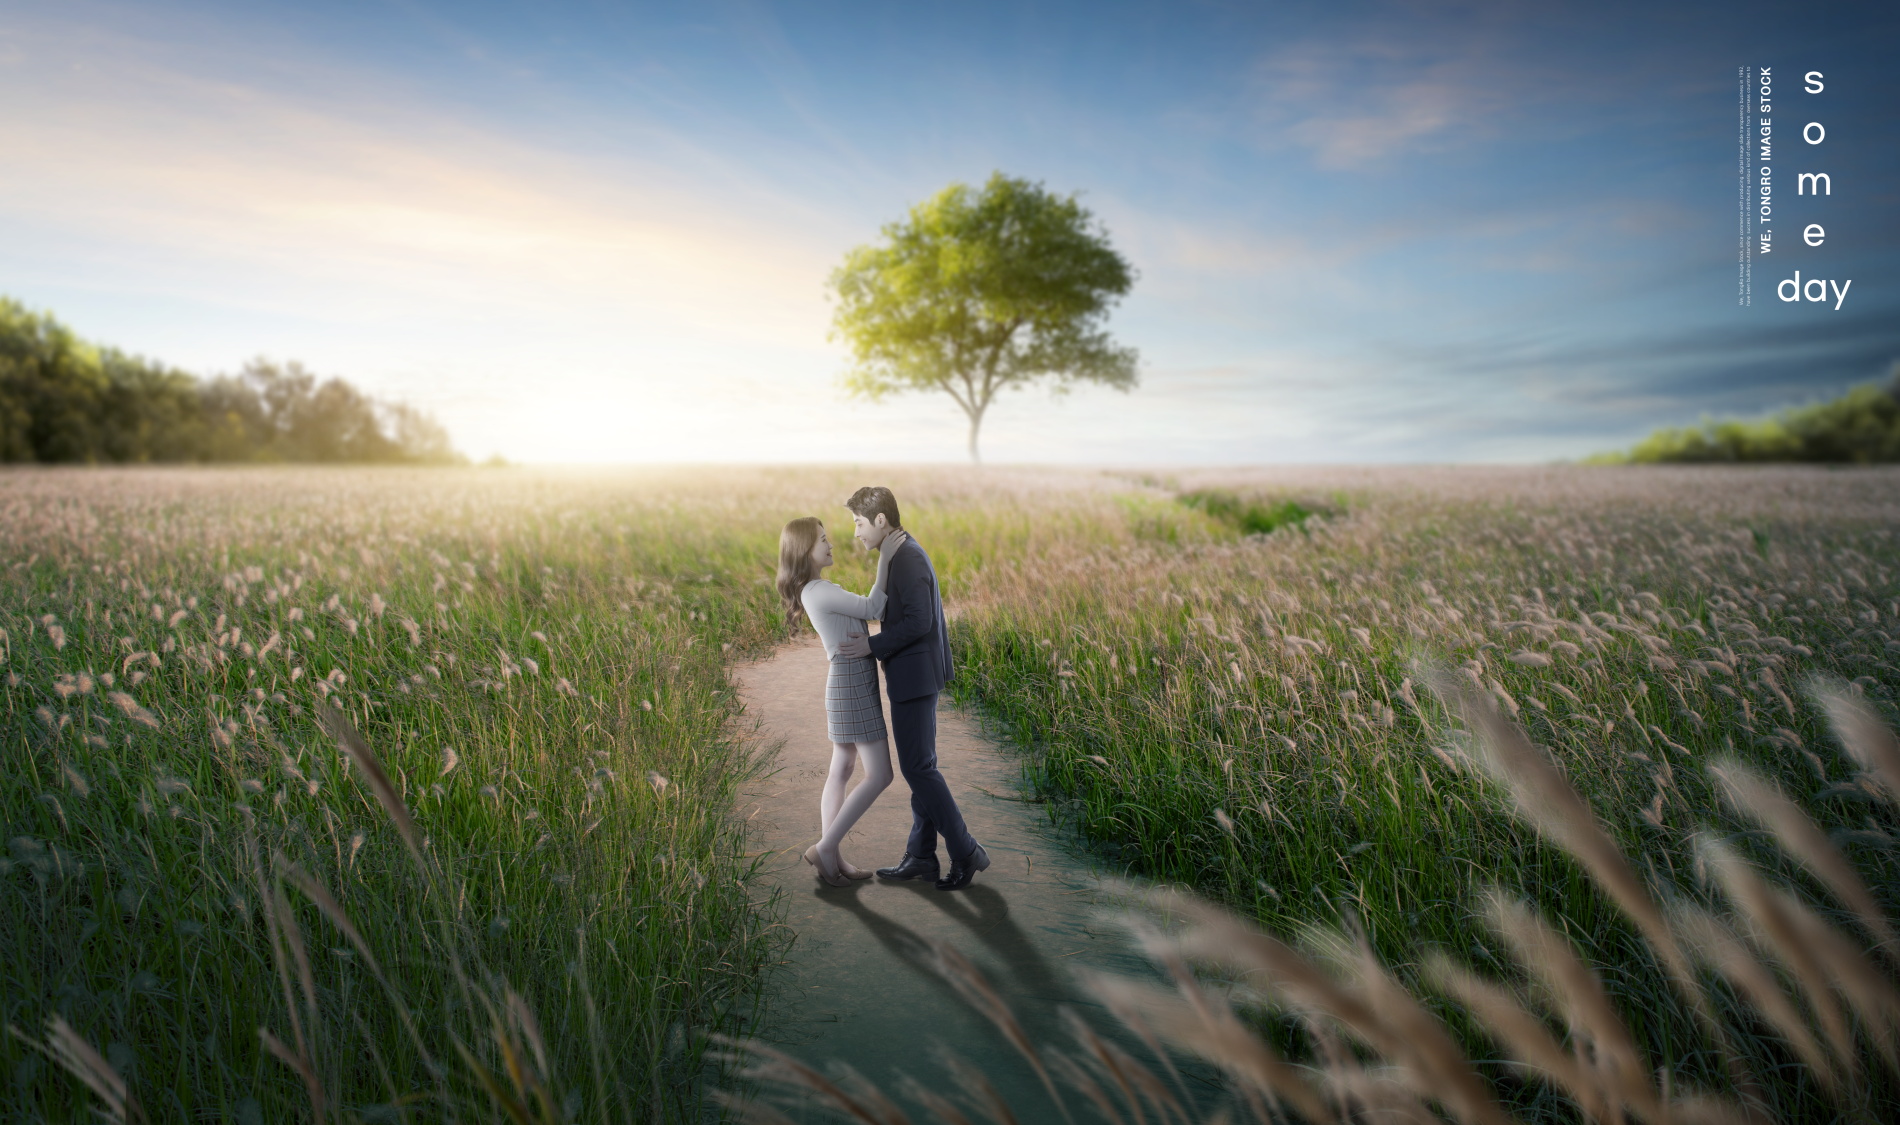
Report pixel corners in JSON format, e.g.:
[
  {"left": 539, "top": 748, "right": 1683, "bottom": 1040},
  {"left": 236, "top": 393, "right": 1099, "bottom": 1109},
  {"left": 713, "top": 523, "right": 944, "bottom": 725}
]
[{"left": 851, "top": 511, "right": 889, "bottom": 550}]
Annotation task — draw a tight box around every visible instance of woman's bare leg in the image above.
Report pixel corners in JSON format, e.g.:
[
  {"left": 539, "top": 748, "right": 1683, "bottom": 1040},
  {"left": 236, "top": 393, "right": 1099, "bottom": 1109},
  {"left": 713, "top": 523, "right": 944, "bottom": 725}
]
[{"left": 816, "top": 739, "right": 893, "bottom": 874}]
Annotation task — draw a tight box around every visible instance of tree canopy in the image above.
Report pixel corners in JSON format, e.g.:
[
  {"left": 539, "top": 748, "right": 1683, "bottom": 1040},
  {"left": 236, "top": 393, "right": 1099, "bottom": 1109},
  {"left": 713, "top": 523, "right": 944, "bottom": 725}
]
[
  {"left": 829, "top": 173, "right": 1138, "bottom": 462},
  {"left": 1594, "top": 367, "right": 1900, "bottom": 464},
  {"left": 0, "top": 297, "right": 460, "bottom": 465}
]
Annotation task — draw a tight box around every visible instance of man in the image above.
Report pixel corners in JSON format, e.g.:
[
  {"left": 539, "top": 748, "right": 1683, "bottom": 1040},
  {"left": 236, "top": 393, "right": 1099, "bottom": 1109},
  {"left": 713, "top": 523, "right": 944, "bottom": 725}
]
[{"left": 835, "top": 486, "right": 990, "bottom": 891}]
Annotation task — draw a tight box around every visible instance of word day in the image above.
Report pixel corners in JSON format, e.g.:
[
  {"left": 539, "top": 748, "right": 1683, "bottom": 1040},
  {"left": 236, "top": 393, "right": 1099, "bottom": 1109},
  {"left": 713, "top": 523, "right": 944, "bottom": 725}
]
[{"left": 1762, "top": 68, "right": 1850, "bottom": 308}]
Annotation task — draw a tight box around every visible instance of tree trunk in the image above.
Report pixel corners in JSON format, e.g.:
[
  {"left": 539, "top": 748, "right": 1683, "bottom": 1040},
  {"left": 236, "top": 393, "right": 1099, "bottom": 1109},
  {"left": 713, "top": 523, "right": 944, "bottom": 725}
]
[{"left": 966, "top": 408, "right": 984, "bottom": 464}]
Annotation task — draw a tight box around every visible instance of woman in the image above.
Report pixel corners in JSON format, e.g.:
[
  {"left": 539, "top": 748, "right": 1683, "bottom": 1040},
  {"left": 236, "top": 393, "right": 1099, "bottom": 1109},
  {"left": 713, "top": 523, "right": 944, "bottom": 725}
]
[{"left": 776, "top": 516, "right": 908, "bottom": 887}]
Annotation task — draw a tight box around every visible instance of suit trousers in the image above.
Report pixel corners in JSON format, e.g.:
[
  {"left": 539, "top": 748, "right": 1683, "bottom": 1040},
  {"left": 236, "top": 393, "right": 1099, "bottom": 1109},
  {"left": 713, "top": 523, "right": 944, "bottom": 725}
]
[{"left": 889, "top": 693, "right": 974, "bottom": 862}]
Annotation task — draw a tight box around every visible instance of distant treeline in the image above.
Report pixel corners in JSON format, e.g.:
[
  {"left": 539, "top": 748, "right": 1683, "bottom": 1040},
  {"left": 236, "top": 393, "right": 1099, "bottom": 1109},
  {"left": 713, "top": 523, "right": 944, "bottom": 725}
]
[
  {"left": 1, "top": 297, "right": 461, "bottom": 465},
  {"left": 1596, "top": 368, "right": 1900, "bottom": 464}
]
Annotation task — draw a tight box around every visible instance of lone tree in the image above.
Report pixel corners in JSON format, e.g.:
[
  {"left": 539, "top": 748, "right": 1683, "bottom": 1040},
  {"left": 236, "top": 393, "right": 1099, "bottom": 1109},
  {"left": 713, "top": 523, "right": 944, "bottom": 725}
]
[{"left": 829, "top": 173, "right": 1138, "bottom": 462}]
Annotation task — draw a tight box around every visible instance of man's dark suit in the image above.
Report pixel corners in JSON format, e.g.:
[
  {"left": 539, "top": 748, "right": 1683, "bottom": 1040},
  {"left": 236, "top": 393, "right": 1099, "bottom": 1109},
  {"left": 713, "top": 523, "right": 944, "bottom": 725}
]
[{"left": 867, "top": 536, "right": 973, "bottom": 862}]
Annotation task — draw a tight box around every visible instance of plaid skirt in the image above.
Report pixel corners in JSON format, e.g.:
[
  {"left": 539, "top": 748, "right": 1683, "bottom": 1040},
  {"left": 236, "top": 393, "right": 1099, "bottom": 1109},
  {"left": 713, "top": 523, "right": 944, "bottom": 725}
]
[{"left": 825, "top": 654, "right": 887, "bottom": 743}]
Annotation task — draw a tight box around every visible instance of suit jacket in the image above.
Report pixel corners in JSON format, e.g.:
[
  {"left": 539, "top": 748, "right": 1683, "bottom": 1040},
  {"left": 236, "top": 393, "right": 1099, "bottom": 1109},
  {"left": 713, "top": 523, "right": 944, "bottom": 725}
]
[{"left": 867, "top": 538, "right": 952, "bottom": 702}]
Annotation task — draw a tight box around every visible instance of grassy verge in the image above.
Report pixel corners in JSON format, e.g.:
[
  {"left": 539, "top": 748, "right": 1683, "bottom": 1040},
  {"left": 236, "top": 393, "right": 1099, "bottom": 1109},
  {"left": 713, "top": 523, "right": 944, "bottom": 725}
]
[
  {"left": 941, "top": 466, "right": 1900, "bottom": 1118},
  {"left": 0, "top": 467, "right": 808, "bottom": 1121}
]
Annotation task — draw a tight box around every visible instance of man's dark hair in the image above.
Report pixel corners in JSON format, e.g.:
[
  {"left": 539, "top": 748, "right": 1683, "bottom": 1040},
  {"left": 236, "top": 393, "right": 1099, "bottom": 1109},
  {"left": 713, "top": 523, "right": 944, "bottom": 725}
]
[{"left": 844, "top": 486, "right": 901, "bottom": 530}]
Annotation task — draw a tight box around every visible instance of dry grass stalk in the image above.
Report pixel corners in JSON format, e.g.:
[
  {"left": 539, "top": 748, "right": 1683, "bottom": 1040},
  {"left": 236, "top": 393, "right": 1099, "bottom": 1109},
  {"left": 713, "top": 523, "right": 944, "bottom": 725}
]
[
  {"left": 1330, "top": 928, "right": 1512, "bottom": 1125},
  {"left": 1810, "top": 678, "right": 1900, "bottom": 810},
  {"left": 1047, "top": 1052, "right": 1131, "bottom": 1125},
  {"left": 1430, "top": 675, "right": 1700, "bottom": 1000},
  {"left": 1423, "top": 953, "right": 1608, "bottom": 1121},
  {"left": 892, "top": 1072, "right": 981, "bottom": 1125},
  {"left": 1085, "top": 958, "right": 1195, "bottom": 1106},
  {"left": 315, "top": 698, "right": 426, "bottom": 866},
  {"left": 1055, "top": 1010, "right": 1144, "bottom": 1125},
  {"left": 1060, "top": 1006, "right": 1191, "bottom": 1125},
  {"left": 259, "top": 1027, "right": 328, "bottom": 1120},
  {"left": 713, "top": 1035, "right": 909, "bottom": 1125},
  {"left": 1146, "top": 886, "right": 1510, "bottom": 1125},
  {"left": 1482, "top": 894, "right": 1668, "bottom": 1123},
  {"left": 8, "top": 1015, "right": 148, "bottom": 1125},
  {"left": 933, "top": 1047, "right": 1030, "bottom": 1125},
  {"left": 1773, "top": 886, "right": 1900, "bottom": 1077},
  {"left": 271, "top": 879, "right": 321, "bottom": 1050},
  {"left": 1665, "top": 903, "right": 1836, "bottom": 1089},
  {"left": 1322, "top": 1063, "right": 1442, "bottom": 1125},
  {"left": 1708, "top": 757, "right": 1898, "bottom": 963},
  {"left": 1696, "top": 836, "right": 1858, "bottom": 1076},
  {"left": 1081, "top": 969, "right": 1331, "bottom": 1123},
  {"left": 924, "top": 939, "right": 1071, "bottom": 1123}
]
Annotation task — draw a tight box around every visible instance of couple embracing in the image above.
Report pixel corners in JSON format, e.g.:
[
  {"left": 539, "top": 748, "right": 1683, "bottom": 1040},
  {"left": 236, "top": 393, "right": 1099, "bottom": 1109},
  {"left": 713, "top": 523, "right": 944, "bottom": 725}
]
[{"left": 774, "top": 486, "right": 990, "bottom": 892}]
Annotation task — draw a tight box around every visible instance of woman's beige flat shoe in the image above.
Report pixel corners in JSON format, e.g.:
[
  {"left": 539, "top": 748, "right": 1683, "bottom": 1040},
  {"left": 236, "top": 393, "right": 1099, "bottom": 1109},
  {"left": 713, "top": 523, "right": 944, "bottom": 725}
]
[
  {"left": 803, "top": 844, "right": 850, "bottom": 888},
  {"left": 839, "top": 858, "right": 874, "bottom": 880}
]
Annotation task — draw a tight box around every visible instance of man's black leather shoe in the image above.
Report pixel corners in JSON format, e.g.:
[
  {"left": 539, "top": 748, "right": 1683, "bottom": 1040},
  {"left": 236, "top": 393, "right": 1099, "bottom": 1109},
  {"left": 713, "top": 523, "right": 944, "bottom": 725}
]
[
  {"left": 876, "top": 852, "right": 940, "bottom": 881},
  {"left": 934, "top": 842, "right": 990, "bottom": 891}
]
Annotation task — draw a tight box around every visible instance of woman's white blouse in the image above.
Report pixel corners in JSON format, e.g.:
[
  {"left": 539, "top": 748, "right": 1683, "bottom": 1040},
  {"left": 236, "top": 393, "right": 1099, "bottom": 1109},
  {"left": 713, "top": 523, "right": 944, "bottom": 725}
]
[{"left": 800, "top": 576, "right": 888, "bottom": 659}]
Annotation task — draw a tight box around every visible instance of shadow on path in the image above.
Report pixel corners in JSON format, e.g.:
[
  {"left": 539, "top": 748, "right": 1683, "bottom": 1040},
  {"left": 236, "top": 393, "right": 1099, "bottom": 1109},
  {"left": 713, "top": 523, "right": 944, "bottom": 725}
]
[{"left": 731, "top": 637, "right": 1193, "bottom": 1122}]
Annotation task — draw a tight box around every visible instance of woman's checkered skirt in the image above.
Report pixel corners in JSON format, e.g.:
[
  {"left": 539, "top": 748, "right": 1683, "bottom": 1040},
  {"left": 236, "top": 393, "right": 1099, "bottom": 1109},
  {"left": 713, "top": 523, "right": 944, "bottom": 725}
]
[{"left": 825, "top": 653, "right": 887, "bottom": 743}]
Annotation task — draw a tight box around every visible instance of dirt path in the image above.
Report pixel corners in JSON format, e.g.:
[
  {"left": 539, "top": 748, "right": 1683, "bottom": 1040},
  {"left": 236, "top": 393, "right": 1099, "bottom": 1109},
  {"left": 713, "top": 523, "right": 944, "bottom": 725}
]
[{"left": 732, "top": 636, "right": 1161, "bottom": 1121}]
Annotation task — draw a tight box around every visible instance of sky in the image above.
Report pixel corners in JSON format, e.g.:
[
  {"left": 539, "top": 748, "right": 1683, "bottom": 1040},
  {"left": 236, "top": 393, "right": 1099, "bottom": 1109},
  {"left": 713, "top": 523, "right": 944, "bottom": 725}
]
[{"left": 2, "top": 0, "right": 1896, "bottom": 464}]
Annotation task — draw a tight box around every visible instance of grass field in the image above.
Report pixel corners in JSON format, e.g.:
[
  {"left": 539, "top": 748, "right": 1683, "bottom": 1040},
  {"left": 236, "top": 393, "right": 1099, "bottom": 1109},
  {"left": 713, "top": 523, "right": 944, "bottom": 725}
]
[
  {"left": 939, "top": 465, "right": 1900, "bottom": 1120},
  {"left": 0, "top": 467, "right": 836, "bottom": 1122},
  {"left": 5, "top": 464, "right": 1899, "bottom": 1122}
]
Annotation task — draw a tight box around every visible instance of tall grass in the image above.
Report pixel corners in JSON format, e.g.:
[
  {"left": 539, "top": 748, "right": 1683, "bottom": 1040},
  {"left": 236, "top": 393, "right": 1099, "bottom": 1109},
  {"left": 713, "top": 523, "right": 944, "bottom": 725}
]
[
  {"left": 0, "top": 466, "right": 823, "bottom": 1120},
  {"left": 937, "top": 466, "right": 1900, "bottom": 1118},
  {"left": 9, "top": 463, "right": 1898, "bottom": 1121},
  {"left": 727, "top": 660, "right": 1900, "bottom": 1124}
]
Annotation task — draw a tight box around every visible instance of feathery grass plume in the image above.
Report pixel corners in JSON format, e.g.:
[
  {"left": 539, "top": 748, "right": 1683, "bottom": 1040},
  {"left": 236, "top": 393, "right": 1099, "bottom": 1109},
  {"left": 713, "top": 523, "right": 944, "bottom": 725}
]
[
  {"left": 1124, "top": 881, "right": 1595, "bottom": 1125},
  {"left": 711, "top": 1036, "right": 903, "bottom": 1125},
  {"left": 1480, "top": 893, "right": 1673, "bottom": 1122},
  {"left": 1302, "top": 922, "right": 1513, "bottom": 1125},
  {"left": 1058, "top": 1004, "right": 1189, "bottom": 1125},
  {"left": 278, "top": 862, "right": 443, "bottom": 1079},
  {"left": 1708, "top": 757, "right": 1898, "bottom": 962},
  {"left": 105, "top": 690, "right": 160, "bottom": 728},
  {"left": 1119, "top": 884, "right": 1446, "bottom": 1120},
  {"left": 1423, "top": 953, "right": 1608, "bottom": 1121},
  {"left": 1083, "top": 964, "right": 1195, "bottom": 1109},
  {"left": 1810, "top": 676, "right": 1900, "bottom": 810},
  {"left": 1695, "top": 835, "right": 1859, "bottom": 1075},
  {"left": 923, "top": 939, "right": 1071, "bottom": 1124},
  {"left": 259, "top": 1027, "right": 328, "bottom": 1120},
  {"left": 1045, "top": 1053, "right": 1125, "bottom": 1124},
  {"left": 891, "top": 1072, "right": 981, "bottom": 1125},
  {"left": 315, "top": 698, "right": 425, "bottom": 866},
  {"left": 1665, "top": 902, "right": 1836, "bottom": 1088},
  {"left": 932, "top": 1046, "right": 1031, "bottom": 1125},
  {"left": 8, "top": 1015, "right": 147, "bottom": 1124},
  {"left": 1772, "top": 880, "right": 1900, "bottom": 1077},
  {"left": 1428, "top": 673, "right": 1709, "bottom": 1015},
  {"left": 1080, "top": 970, "right": 1329, "bottom": 1124}
]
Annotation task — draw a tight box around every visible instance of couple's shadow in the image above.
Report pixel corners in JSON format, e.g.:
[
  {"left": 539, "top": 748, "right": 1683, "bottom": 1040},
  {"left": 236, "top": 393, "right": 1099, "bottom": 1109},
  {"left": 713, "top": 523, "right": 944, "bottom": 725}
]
[{"left": 808, "top": 877, "right": 1082, "bottom": 1038}]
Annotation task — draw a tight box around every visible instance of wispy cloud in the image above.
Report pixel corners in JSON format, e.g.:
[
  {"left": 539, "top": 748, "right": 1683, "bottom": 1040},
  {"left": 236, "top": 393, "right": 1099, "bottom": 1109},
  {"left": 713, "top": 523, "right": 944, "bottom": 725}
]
[
  {"left": 0, "top": 9, "right": 845, "bottom": 347},
  {"left": 1247, "top": 26, "right": 1517, "bottom": 169}
]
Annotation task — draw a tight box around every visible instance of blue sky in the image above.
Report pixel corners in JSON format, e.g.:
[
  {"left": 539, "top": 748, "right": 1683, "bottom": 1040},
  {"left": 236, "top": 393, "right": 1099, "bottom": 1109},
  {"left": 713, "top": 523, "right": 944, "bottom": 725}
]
[{"left": 2, "top": 0, "right": 1894, "bottom": 462}]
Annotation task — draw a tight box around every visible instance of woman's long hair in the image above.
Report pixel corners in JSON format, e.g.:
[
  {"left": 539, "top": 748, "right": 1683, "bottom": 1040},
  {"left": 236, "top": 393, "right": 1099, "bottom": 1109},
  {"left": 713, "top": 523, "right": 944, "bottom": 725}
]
[{"left": 776, "top": 517, "right": 824, "bottom": 626}]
